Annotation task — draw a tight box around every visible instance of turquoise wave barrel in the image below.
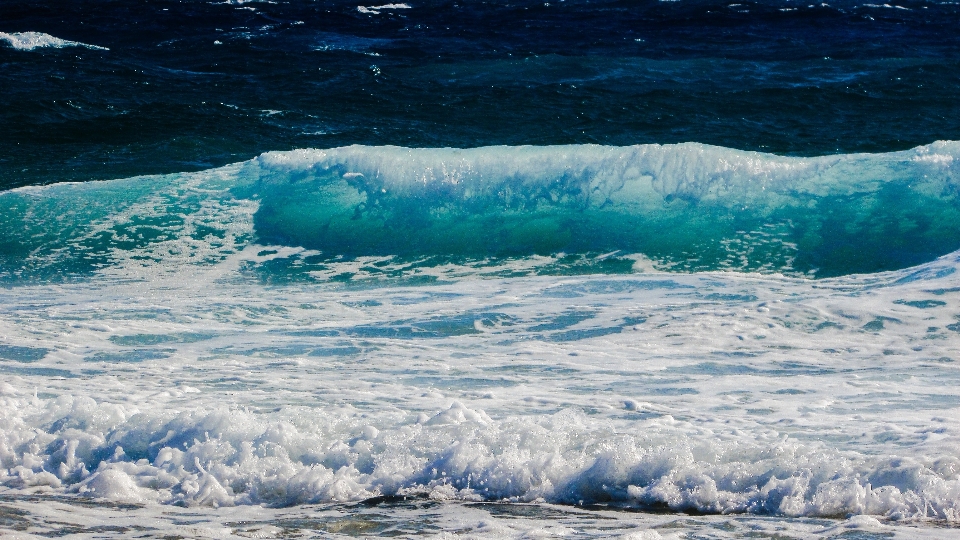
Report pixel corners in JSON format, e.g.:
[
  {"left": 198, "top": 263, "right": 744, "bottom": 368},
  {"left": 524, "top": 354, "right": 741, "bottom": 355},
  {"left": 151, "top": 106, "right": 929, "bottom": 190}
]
[
  {"left": 248, "top": 142, "right": 960, "bottom": 277},
  {"left": 2, "top": 142, "right": 960, "bottom": 280}
]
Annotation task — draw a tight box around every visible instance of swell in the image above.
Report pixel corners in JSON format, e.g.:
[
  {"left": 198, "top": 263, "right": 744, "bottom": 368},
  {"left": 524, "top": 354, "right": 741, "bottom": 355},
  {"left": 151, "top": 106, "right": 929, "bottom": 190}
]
[{"left": 2, "top": 141, "right": 959, "bottom": 280}]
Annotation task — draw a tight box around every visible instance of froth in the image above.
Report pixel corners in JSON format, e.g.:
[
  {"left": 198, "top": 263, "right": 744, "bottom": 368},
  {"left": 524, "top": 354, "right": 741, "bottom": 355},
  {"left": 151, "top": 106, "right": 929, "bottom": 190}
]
[
  {"left": 1, "top": 248, "right": 959, "bottom": 522},
  {"left": 2, "top": 392, "right": 960, "bottom": 520}
]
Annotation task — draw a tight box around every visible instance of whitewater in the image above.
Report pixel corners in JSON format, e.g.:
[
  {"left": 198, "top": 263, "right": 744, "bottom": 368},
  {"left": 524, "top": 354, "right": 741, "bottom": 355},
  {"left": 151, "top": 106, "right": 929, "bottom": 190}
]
[{"left": 1, "top": 143, "right": 959, "bottom": 538}]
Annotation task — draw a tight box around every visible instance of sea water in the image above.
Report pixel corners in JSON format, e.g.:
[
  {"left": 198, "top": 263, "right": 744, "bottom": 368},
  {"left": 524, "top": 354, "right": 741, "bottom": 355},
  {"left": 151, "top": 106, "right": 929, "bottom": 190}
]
[{"left": 2, "top": 0, "right": 960, "bottom": 538}]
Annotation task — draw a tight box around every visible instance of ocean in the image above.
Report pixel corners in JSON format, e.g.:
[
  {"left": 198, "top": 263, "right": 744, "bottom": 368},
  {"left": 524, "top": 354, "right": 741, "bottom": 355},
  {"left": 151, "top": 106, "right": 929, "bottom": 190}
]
[{"left": 1, "top": 0, "right": 960, "bottom": 538}]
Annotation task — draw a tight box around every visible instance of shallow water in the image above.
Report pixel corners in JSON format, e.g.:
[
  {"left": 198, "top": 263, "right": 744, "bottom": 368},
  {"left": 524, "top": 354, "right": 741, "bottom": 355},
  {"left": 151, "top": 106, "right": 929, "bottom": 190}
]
[
  {"left": 1, "top": 237, "right": 959, "bottom": 536},
  {"left": 3, "top": 492, "right": 956, "bottom": 539}
]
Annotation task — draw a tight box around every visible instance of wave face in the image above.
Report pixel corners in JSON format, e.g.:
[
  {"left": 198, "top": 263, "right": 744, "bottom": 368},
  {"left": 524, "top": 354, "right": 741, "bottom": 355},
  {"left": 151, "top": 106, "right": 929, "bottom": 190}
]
[
  {"left": 3, "top": 142, "right": 959, "bottom": 280},
  {"left": 250, "top": 142, "right": 960, "bottom": 277}
]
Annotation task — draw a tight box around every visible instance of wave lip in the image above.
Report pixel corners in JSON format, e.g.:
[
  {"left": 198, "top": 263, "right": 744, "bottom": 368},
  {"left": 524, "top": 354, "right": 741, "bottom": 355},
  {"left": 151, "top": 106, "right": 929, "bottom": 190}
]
[{"left": 0, "top": 31, "right": 108, "bottom": 51}]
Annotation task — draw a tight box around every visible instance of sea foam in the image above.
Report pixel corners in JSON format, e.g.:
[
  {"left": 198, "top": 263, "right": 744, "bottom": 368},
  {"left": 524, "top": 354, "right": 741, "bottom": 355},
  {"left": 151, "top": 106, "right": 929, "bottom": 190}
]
[
  {"left": 1, "top": 241, "right": 958, "bottom": 520},
  {"left": 2, "top": 390, "right": 959, "bottom": 518}
]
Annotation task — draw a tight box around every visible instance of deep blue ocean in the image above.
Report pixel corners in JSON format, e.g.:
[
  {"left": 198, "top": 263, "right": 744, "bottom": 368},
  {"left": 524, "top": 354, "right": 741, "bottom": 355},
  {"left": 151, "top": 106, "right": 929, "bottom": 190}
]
[
  {"left": 3, "top": 0, "right": 960, "bottom": 188},
  {"left": 2, "top": 1, "right": 960, "bottom": 538}
]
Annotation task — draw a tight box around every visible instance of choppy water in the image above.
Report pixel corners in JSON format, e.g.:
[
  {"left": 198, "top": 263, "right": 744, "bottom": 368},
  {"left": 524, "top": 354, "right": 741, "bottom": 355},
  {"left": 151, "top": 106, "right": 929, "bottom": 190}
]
[
  {"left": 3, "top": 0, "right": 960, "bottom": 538},
  {"left": 4, "top": 0, "right": 960, "bottom": 188}
]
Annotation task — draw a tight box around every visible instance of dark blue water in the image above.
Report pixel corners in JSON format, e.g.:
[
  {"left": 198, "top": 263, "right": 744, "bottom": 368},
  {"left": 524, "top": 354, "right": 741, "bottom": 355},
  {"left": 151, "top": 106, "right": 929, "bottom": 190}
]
[{"left": 3, "top": 0, "right": 960, "bottom": 189}]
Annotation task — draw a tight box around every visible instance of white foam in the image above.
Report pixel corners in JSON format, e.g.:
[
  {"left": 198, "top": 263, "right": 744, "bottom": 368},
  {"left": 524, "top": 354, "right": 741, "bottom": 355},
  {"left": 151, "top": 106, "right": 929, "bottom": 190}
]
[
  {"left": 2, "top": 387, "right": 960, "bottom": 517},
  {"left": 0, "top": 248, "right": 958, "bottom": 524},
  {"left": 358, "top": 3, "right": 411, "bottom": 13},
  {"left": 0, "top": 31, "right": 108, "bottom": 51}
]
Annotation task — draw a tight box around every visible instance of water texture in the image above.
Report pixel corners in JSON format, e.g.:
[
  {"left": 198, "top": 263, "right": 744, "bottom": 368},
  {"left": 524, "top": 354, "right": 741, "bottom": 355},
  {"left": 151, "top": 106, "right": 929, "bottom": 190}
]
[
  {"left": 3, "top": 0, "right": 960, "bottom": 538},
  {"left": 3, "top": 0, "right": 960, "bottom": 187}
]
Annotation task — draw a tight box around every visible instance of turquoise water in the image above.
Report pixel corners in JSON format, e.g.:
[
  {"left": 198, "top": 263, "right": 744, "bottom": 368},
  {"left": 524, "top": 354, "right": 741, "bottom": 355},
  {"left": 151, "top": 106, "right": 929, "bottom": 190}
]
[{"left": 3, "top": 142, "right": 959, "bottom": 281}]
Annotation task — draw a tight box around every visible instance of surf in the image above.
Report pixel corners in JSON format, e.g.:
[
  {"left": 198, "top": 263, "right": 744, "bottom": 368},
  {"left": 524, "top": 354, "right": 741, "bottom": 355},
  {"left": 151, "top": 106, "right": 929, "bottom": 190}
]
[{"left": 3, "top": 141, "right": 959, "bottom": 282}]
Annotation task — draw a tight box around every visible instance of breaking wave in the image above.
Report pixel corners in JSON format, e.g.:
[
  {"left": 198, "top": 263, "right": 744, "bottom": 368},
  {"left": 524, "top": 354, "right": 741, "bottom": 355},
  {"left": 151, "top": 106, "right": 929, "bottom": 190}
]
[
  {"left": 1, "top": 390, "right": 958, "bottom": 519},
  {"left": 2, "top": 141, "right": 959, "bottom": 280}
]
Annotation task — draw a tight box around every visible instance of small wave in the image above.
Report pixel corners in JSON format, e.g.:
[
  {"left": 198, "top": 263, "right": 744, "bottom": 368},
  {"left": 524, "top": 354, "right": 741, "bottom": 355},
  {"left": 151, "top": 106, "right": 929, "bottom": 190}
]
[
  {"left": 313, "top": 32, "right": 393, "bottom": 54},
  {"left": 0, "top": 31, "right": 108, "bottom": 51}
]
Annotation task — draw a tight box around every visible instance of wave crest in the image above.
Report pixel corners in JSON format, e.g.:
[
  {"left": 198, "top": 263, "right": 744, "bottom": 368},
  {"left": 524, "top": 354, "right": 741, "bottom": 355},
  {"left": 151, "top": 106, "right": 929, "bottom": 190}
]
[{"left": 0, "top": 31, "right": 108, "bottom": 51}]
